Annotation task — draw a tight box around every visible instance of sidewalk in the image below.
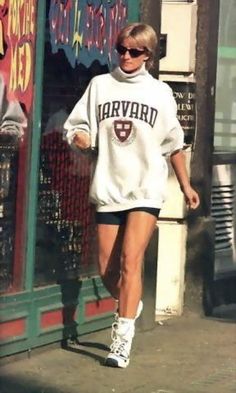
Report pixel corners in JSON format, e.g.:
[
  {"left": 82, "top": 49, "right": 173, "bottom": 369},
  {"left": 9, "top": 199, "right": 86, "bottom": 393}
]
[{"left": 0, "top": 308, "right": 235, "bottom": 393}]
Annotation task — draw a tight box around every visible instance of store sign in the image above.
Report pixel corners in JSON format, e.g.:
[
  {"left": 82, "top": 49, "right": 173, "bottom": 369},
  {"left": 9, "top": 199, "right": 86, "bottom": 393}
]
[
  {"left": 169, "top": 82, "right": 196, "bottom": 144},
  {"left": 49, "top": 0, "right": 128, "bottom": 68},
  {"left": 0, "top": 0, "right": 37, "bottom": 111}
]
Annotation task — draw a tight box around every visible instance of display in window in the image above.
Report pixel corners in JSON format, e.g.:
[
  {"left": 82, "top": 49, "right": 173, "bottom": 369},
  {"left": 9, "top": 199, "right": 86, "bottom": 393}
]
[{"left": 0, "top": 0, "right": 37, "bottom": 293}]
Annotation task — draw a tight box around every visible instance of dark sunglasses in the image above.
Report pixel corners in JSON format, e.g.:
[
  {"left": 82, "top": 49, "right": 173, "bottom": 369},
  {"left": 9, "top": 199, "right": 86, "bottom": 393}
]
[{"left": 116, "top": 44, "right": 146, "bottom": 58}]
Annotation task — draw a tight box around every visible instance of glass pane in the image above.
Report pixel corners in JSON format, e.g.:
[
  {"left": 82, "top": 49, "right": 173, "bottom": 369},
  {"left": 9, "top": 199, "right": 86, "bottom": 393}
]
[
  {"left": 214, "top": 0, "right": 236, "bottom": 152},
  {"left": 0, "top": 1, "right": 37, "bottom": 293},
  {"left": 34, "top": 0, "right": 128, "bottom": 286}
]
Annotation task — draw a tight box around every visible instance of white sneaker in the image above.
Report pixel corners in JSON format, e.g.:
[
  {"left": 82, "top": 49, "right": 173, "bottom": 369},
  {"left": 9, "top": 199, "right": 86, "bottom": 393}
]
[
  {"left": 114, "top": 300, "right": 143, "bottom": 320},
  {"left": 105, "top": 318, "right": 135, "bottom": 368}
]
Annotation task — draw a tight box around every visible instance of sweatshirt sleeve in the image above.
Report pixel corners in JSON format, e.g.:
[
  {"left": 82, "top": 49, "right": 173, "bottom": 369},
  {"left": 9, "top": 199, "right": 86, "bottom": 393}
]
[
  {"left": 160, "top": 83, "right": 184, "bottom": 156},
  {"left": 63, "top": 79, "right": 98, "bottom": 149}
]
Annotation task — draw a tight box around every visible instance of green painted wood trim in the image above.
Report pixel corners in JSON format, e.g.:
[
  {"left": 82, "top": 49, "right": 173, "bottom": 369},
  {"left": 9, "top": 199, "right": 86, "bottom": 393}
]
[
  {"left": 0, "top": 277, "right": 112, "bottom": 357},
  {"left": 0, "top": 276, "right": 106, "bottom": 306},
  {"left": 24, "top": 1, "right": 46, "bottom": 291},
  {"left": 0, "top": 341, "right": 32, "bottom": 358},
  {"left": 0, "top": 291, "right": 32, "bottom": 304},
  {"left": 218, "top": 46, "right": 236, "bottom": 59},
  {"left": 0, "top": 277, "right": 109, "bottom": 322},
  {"left": 128, "top": 0, "right": 141, "bottom": 22}
]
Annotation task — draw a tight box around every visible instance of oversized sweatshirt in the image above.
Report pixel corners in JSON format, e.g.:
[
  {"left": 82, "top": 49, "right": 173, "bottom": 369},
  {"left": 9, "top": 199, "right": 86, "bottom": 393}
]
[{"left": 64, "top": 65, "right": 184, "bottom": 212}]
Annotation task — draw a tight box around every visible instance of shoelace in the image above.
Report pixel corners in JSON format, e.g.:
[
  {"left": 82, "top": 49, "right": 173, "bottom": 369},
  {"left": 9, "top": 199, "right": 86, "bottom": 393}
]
[
  {"left": 111, "top": 321, "right": 119, "bottom": 341},
  {"left": 110, "top": 339, "right": 129, "bottom": 357},
  {"left": 110, "top": 322, "right": 130, "bottom": 357}
]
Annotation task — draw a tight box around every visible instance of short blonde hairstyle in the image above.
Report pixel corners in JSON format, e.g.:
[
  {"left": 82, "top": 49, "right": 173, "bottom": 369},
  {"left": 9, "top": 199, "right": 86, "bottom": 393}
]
[{"left": 116, "top": 23, "right": 158, "bottom": 70}]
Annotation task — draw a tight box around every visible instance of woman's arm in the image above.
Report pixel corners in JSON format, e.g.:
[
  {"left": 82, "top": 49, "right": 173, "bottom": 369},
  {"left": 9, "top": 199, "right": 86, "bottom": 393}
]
[
  {"left": 64, "top": 79, "right": 97, "bottom": 150},
  {"left": 170, "top": 149, "right": 200, "bottom": 210}
]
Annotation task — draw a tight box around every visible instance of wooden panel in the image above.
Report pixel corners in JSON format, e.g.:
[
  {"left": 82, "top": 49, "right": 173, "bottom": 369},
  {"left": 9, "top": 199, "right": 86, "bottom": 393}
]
[
  {"left": 0, "top": 318, "right": 26, "bottom": 340},
  {"left": 85, "top": 297, "right": 115, "bottom": 318},
  {"left": 40, "top": 309, "right": 63, "bottom": 329},
  {"left": 40, "top": 306, "right": 77, "bottom": 330}
]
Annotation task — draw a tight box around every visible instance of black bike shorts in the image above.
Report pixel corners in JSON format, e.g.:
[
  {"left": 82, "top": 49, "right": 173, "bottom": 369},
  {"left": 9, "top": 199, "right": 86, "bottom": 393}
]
[{"left": 95, "top": 207, "right": 160, "bottom": 225}]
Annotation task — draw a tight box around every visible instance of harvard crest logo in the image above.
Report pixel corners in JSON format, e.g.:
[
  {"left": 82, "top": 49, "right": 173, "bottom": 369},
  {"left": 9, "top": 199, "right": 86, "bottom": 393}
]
[{"left": 113, "top": 120, "right": 135, "bottom": 145}]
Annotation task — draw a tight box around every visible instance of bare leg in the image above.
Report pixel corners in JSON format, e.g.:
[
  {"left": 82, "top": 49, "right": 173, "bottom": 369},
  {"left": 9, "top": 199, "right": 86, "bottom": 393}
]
[
  {"left": 97, "top": 224, "right": 124, "bottom": 299},
  {"left": 104, "top": 212, "right": 156, "bottom": 368},
  {"left": 119, "top": 211, "right": 157, "bottom": 318}
]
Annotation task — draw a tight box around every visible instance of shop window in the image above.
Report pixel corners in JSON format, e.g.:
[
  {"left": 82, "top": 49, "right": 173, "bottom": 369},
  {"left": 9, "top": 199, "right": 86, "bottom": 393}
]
[
  {"left": 0, "top": 1, "right": 37, "bottom": 293},
  {"left": 34, "top": 0, "right": 128, "bottom": 286}
]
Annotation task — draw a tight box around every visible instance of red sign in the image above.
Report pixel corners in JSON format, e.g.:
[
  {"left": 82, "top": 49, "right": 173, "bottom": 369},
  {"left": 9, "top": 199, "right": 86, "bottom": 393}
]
[{"left": 0, "top": 0, "right": 37, "bottom": 112}]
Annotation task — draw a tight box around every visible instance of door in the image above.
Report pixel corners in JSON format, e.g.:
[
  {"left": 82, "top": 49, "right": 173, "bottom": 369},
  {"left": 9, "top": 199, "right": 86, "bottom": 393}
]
[{"left": 204, "top": 0, "right": 236, "bottom": 316}]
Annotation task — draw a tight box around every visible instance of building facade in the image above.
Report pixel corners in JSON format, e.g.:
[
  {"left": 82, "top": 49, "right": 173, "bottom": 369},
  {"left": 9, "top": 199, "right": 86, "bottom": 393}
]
[{"left": 0, "top": 0, "right": 235, "bottom": 358}]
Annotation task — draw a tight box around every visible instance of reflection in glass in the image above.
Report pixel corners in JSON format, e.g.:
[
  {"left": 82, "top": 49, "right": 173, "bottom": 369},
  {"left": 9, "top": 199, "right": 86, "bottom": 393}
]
[
  {"left": 0, "top": 74, "right": 27, "bottom": 293},
  {"left": 214, "top": 0, "right": 236, "bottom": 152},
  {"left": 34, "top": 2, "right": 110, "bottom": 286}
]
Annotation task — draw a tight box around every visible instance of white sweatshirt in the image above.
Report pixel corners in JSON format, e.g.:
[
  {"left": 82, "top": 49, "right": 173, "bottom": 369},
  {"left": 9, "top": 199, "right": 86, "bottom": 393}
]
[{"left": 64, "top": 65, "right": 184, "bottom": 212}]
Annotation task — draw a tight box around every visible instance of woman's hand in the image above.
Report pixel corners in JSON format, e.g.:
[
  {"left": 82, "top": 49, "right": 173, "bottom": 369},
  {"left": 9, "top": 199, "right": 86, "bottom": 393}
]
[
  {"left": 73, "top": 131, "right": 91, "bottom": 150},
  {"left": 181, "top": 185, "right": 200, "bottom": 210}
]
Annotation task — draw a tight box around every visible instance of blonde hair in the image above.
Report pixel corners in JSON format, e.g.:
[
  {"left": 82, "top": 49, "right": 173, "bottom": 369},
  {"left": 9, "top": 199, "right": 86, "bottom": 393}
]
[{"left": 116, "top": 23, "right": 158, "bottom": 70}]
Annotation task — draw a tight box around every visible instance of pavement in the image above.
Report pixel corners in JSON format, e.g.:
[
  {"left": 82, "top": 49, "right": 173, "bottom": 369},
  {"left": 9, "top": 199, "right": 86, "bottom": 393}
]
[{"left": 0, "top": 306, "right": 235, "bottom": 393}]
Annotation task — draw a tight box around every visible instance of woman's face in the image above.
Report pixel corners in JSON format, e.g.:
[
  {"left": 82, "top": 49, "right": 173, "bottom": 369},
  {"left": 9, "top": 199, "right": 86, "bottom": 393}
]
[{"left": 117, "top": 37, "right": 149, "bottom": 73}]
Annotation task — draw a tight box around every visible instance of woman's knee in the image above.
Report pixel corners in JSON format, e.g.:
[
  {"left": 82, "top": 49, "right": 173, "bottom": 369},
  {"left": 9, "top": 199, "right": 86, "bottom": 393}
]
[{"left": 120, "top": 251, "right": 143, "bottom": 279}]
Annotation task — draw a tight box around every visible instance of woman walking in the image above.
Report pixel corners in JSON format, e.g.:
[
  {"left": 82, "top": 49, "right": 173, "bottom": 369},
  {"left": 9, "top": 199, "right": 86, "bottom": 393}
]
[{"left": 64, "top": 22, "right": 200, "bottom": 368}]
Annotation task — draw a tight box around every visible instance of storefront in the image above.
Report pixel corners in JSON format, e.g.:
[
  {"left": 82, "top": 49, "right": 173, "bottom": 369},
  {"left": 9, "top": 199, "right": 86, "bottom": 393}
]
[
  {"left": 2, "top": 0, "right": 234, "bottom": 359},
  {"left": 0, "top": 0, "right": 141, "bottom": 358}
]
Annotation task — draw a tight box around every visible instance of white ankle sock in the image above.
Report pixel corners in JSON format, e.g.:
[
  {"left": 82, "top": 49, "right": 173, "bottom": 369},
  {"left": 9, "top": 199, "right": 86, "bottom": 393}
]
[
  {"left": 117, "top": 317, "right": 135, "bottom": 338},
  {"left": 118, "top": 317, "right": 135, "bottom": 325}
]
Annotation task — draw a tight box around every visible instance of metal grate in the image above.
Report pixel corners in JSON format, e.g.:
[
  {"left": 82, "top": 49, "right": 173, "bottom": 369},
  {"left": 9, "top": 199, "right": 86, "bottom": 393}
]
[{"left": 211, "top": 185, "right": 234, "bottom": 251}]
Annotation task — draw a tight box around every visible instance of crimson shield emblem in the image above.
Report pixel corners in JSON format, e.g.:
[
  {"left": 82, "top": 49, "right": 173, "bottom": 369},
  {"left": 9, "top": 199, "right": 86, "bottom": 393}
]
[{"left": 114, "top": 120, "right": 132, "bottom": 142}]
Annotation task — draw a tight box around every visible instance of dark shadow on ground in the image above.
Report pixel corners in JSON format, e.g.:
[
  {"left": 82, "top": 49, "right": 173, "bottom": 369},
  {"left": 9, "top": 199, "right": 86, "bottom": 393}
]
[
  {"left": 0, "top": 375, "right": 66, "bottom": 393},
  {"left": 59, "top": 280, "right": 82, "bottom": 343},
  {"left": 62, "top": 337, "right": 109, "bottom": 365}
]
